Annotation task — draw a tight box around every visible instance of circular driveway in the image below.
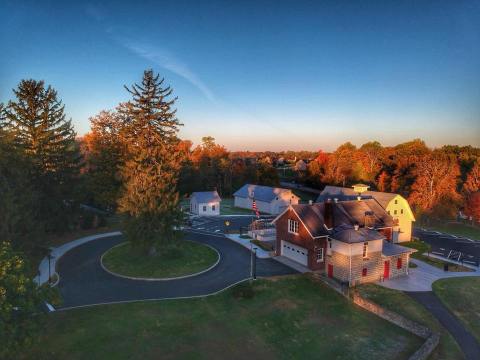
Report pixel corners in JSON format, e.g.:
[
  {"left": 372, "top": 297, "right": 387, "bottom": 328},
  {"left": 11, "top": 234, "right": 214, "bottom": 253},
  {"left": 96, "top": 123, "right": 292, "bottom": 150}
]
[{"left": 56, "top": 231, "right": 296, "bottom": 309}]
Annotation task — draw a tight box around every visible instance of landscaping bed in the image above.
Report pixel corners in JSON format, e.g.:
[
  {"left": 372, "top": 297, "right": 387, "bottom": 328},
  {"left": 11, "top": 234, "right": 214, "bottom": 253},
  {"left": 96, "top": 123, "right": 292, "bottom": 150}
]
[
  {"left": 433, "top": 277, "right": 480, "bottom": 343},
  {"left": 102, "top": 240, "right": 218, "bottom": 279},
  {"left": 358, "top": 284, "right": 464, "bottom": 360},
  {"left": 21, "top": 276, "right": 423, "bottom": 360}
]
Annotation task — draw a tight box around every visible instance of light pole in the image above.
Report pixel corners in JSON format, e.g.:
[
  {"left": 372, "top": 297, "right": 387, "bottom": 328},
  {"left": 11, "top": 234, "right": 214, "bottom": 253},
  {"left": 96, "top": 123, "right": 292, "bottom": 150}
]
[
  {"left": 47, "top": 253, "right": 55, "bottom": 285},
  {"left": 253, "top": 247, "right": 258, "bottom": 280}
]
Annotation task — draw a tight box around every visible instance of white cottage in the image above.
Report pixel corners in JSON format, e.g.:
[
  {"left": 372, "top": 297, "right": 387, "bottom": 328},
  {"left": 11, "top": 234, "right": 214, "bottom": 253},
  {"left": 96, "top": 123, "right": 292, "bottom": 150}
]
[
  {"left": 233, "top": 184, "right": 300, "bottom": 215},
  {"left": 190, "top": 191, "right": 221, "bottom": 216}
]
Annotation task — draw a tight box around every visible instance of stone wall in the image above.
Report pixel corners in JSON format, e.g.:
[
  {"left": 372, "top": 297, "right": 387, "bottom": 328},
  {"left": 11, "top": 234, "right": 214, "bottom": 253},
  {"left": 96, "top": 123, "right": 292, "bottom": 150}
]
[
  {"left": 326, "top": 250, "right": 383, "bottom": 285},
  {"left": 352, "top": 292, "right": 439, "bottom": 360},
  {"left": 385, "top": 253, "right": 410, "bottom": 279}
]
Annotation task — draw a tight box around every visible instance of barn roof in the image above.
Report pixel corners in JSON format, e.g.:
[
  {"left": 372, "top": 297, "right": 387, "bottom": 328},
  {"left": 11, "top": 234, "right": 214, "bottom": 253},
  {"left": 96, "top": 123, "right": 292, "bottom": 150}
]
[
  {"left": 233, "top": 184, "right": 294, "bottom": 203},
  {"left": 316, "top": 186, "right": 398, "bottom": 209},
  {"left": 191, "top": 191, "right": 221, "bottom": 203}
]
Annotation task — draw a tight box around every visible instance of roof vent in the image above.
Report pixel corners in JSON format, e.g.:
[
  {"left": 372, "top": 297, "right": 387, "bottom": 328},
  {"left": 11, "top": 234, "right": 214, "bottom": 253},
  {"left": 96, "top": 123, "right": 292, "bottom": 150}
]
[
  {"left": 357, "top": 196, "right": 362, "bottom": 201},
  {"left": 333, "top": 198, "right": 338, "bottom": 203},
  {"left": 308, "top": 200, "right": 313, "bottom": 205},
  {"left": 354, "top": 223, "right": 360, "bottom": 231}
]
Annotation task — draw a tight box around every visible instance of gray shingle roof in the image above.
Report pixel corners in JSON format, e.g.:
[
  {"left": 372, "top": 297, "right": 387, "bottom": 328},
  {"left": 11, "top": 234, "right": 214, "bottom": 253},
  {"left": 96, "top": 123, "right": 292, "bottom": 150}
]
[
  {"left": 191, "top": 191, "right": 221, "bottom": 203},
  {"left": 331, "top": 224, "right": 385, "bottom": 243},
  {"left": 233, "top": 184, "right": 293, "bottom": 203},
  {"left": 288, "top": 198, "right": 393, "bottom": 240},
  {"left": 317, "top": 186, "right": 398, "bottom": 209}
]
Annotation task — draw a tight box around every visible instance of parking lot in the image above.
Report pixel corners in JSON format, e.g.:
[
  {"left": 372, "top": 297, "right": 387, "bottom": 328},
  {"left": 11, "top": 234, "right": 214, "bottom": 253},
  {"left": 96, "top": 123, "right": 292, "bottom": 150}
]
[
  {"left": 414, "top": 228, "right": 480, "bottom": 267},
  {"left": 190, "top": 214, "right": 276, "bottom": 235}
]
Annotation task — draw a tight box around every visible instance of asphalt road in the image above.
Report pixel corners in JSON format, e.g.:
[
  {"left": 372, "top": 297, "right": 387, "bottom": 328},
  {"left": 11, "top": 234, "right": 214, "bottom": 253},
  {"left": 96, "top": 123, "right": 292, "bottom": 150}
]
[
  {"left": 408, "top": 291, "right": 480, "bottom": 360},
  {"left": 414, "top": 228, "right": 480, "bottom": 266},
  {"left": 190, "top": 215, "right": 275, "bottom": 234},
  {"left": 56, "top": 231, "right": 296, "bottom": 309}
]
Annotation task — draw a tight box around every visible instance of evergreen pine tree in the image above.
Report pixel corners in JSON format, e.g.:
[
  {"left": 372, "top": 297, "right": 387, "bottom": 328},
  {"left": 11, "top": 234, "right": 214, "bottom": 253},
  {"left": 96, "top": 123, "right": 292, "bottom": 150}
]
[
  {"left": 5, "top": 79, "right": 81, "bottom": 232},
  {"left": 118, "top": 70, "right": 183, "bottom": 254}
]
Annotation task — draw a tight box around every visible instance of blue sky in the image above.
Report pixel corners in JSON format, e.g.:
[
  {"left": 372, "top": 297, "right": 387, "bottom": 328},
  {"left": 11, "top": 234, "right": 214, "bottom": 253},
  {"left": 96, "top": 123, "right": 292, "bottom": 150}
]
[{"left": 1, "top": 0, "right": 479, "bottom": 151}]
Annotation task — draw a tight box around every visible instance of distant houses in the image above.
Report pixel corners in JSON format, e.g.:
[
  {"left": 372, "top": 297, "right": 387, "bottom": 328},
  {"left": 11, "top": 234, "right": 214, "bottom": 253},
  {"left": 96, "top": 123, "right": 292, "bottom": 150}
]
[
  {"left": 190, "top": 191, "right": 221, "bottom": 216},
  {"left": 233, "top": 184, "right": 300, "bottom": 215},
  {"left": 317, "top": 184, "right": 415, "bottom": 243}
]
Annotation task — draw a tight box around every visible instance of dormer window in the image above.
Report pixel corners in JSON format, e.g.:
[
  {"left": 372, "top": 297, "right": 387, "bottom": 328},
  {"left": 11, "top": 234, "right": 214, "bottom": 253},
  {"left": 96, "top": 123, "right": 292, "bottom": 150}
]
[{"left": 288, "top": 219, "right": 299, "bottom": 234}]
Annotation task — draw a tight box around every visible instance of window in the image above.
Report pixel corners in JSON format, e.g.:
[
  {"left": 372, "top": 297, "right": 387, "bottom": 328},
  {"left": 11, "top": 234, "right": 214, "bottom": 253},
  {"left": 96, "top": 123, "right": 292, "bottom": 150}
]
[
  {"left": 400, "top": 209, "right": 404, "bottom": 214},
  {"left": 203, "top": 205, "right": 207, "bottom": 212},
  {"left": 212, "top": 205, "right": 216, "bottom": 211},
  {"left": 397, "top": 258, "right": 402, "bottom": 269},
  {"left": 315, "top": 248, "right": 324, "bottom": 262},
  {"left": 394, "top": 210, "right": 397, "bottom": 215},
  {"left": 362, "top": 268, "right": 368, "bottom": 277},
  {"left": 288, "top": 219, "right": 299, "bottom": 234},
  {"left": 362, "top": 242, "right": 368, "bottom": 258},
  {"left": 328, "top": 239, "right": 332, "bottom": 249},
  {"left": 394, "top": 199, "right": 398, "bottom": 204},
  {"left": 387, "top": 210, "right": 390, "bottom": 215}
]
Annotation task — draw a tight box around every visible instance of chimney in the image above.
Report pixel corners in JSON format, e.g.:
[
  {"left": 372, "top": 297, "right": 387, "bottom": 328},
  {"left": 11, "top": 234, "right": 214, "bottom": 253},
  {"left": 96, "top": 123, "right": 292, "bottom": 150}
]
[
  {"left": 364, "top": 211, "right": 375, "bottom": 228},
  {"left": 324, "top": 199, "right": 334, "bottom": 229}
]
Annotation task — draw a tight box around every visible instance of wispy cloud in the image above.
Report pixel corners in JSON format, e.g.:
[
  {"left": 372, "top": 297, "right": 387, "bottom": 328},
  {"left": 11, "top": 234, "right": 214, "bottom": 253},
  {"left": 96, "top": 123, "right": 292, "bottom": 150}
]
[{"left": 120, "top": 39, "right": 216, "bottom": 102}]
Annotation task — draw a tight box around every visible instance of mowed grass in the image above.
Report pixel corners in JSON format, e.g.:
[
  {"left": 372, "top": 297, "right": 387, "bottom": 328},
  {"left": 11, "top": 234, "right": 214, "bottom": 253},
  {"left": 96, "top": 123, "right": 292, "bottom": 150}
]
[
  {"left": 402, "top": 241, "right": 473, "bottom": 272},
  {"left": 21, "top": 276, "right": 423, "bottom": 360},
  {"left": 433, "top": 277, "right": 480, "bottom": 343},
  {"left": 358, "top": 284, "right": 464, "bottom": 360},
  {"left": 220, "top": 198, "right": 256, "bottom": 215},
  {"left": 102, "top": 240, "right": 218, "bottom": 279}
]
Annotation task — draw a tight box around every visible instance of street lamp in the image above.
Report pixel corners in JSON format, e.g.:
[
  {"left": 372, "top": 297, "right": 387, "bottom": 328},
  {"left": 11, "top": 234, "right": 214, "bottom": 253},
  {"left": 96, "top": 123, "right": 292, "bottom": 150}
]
[{"left": 47, "top": 253, "right": 55, "bottom": 285}]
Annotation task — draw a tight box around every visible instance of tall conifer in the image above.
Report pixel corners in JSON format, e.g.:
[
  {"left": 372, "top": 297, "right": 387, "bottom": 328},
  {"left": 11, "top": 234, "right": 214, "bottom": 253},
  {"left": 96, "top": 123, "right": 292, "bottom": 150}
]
[{"left": 118, "top": 70, "right": 183, "bottom": 254}]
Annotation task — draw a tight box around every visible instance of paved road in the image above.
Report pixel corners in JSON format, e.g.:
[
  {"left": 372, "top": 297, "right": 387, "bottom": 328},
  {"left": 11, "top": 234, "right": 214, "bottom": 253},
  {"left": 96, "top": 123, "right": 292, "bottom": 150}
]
[
  {"left": 56, "top": 231, "right": 296, "bottom": 309},
  {"left": 414, "top": 228, "right": 480, "bottom": 266},
  {"left": 191, "top": 215, "right": 275, "bottom": 234},
  {"left": 408, "top": 291, "right": 480, "bottom": 360}
]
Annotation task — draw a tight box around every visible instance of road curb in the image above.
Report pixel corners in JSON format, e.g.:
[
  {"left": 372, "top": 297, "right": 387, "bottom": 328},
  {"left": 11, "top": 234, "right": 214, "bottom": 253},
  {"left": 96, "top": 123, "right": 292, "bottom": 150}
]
[{"left": 100, "top": 240, "right": 221, "bottom": 281}]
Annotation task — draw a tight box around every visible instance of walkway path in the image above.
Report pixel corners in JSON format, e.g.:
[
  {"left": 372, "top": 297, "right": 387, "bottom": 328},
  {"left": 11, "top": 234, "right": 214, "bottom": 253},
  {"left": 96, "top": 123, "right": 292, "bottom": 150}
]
[
  {"left": 407, "top": 291, "right": 480, "bottom": 360},
  {"left": 379, "top": 258, "right": 480, "bottom": 292},
  {"left": 54, "top": 232, "right": 296, "bottom": 309}
]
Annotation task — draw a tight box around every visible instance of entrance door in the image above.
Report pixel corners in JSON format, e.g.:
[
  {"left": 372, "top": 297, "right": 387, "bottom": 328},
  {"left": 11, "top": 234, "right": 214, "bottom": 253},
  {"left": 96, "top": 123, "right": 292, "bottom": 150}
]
[
  {"left": 328, "top": 264, "right": 333, "bottom": 278},
  {"left": 383, "top": 260, "right": 390, "bottom": 279}
]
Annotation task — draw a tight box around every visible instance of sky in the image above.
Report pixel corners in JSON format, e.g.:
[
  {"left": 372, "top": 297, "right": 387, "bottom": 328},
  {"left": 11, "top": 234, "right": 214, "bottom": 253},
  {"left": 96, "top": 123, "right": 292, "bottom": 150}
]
[{"left": 1, "top": 0, "right": 479, "bottom": 151}]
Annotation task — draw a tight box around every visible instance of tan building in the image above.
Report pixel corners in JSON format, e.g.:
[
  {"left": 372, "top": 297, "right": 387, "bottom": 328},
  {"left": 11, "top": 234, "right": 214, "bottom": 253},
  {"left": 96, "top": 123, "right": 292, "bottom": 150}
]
[{"left": 317, "top": 184, "right": 415, "bottom": 243}]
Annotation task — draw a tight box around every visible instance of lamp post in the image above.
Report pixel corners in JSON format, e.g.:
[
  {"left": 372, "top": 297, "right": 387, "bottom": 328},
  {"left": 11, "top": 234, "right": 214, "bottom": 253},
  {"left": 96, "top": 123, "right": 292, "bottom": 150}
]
[
  {"left": 47, "top": 253, "right": 55, "bottom": 285},
  {"left": 253, "top": 247, "right": 258, "bottom": 280}
]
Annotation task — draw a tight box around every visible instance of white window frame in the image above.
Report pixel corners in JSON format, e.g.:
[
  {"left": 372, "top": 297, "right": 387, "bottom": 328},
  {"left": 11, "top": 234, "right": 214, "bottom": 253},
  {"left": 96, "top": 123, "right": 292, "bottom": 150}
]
[
  {"left": 288, "top": 219, "right": 299, "bottom": 234},
  {"left": 315, "top": 247, "right": 324, "bottom": 262},
  {"left": 362, "top": 242, "right": 368, "bottom": 258},
  {"left": 203, "top": 205, "right": 207, "bottom": 212}
]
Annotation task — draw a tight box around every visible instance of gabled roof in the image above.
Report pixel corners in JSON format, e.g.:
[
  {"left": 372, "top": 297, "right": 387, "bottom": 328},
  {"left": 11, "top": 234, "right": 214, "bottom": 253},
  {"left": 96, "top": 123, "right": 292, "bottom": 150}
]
[
  {"left": 331, "top": 224, "right": 385, "bottom": 243},
  {"left": 233, "top": 184, "right": 295, "bottom": 203},
  {"left": 317, "top": 186, "right": 398, "bottom": 209},
  {"left": 274, "top": 197, "right": 393, "bottom": 241},
  {"left": 191, "top": 191, "right": 221, "bottom": 203}
]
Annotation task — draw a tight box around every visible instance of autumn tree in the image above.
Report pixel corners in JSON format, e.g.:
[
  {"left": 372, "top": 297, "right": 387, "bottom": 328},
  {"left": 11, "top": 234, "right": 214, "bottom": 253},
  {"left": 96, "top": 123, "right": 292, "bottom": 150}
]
[
  {"left": 358, "top": 141, "right": 383, "bottom": 181},
  {"left": 465, "top": 192, "right": 480, "bottom": 223},
  {"left": 4, "top": 79, "right": 80, "bottom": 232},
  {"left": 323, "top": 142, "right": 358, "bottom": 186},
  {"left": 409, "top": 150, "right": 460, "bottom": 218},
  {"left": 81, "top": 109, "right": 125, "bottom": 210},
  {"left": 464, "top": 159, "right": 480, "bottom": 194},
  {"left": 118, "top": 70, "right": 183, "bottom": 254}
]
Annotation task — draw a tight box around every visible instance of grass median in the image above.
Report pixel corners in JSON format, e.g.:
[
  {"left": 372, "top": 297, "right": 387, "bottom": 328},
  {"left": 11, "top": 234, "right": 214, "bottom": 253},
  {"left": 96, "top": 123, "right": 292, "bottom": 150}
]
[{"left": 102, "top": 240, "right": 219, "bottom": 279}]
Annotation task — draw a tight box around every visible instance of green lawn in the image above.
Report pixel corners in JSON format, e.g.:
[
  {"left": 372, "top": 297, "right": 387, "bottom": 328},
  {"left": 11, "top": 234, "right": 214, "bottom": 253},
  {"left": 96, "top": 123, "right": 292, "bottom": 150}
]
[
  {"left": 357, "top": 284, "right": 464, "bottom": 360},
  {"left": 102, "top": 240, "right": 218, "bottom": 279},
  {"left": 433, "top": 277, "right": 480, "bottom": 343},
  {"left": 220, "top": 198, "right": 256, "bottom": 215},
  {"left": 419, "top": 222, "right": 480, "bottom": 241},
  {"left": 402, "top": 241, "right": 473, "bottom": 272},
  {"left": 21, "top": 276, "right": 423, "bottom": 360}
]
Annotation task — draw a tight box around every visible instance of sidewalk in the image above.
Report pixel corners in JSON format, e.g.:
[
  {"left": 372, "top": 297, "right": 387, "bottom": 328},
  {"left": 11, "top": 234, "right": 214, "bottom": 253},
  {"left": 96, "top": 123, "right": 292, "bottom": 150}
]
[
  {"left": 35, "top": 231, "right": 122, "bottom": 285},
  {"left": 379, "top": 258, "right": 480, "bottom": 292},
  {"left": 224, "top": 234, "right": 272, "bottom": 258}
]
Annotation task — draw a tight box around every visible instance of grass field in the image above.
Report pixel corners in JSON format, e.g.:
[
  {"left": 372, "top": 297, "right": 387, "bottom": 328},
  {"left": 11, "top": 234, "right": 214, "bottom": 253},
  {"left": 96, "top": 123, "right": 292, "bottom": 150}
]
[
  {"left": 21, "top": 276, "right": 423, "bottom": 360},
  {"left": 358, "top": 284, "right": 464, "bottom": 360},
  {"left": 402, "top": 240, "right": 473, "bottom": 272},
  {"left": 419, "top": 222, "right": 480, "bottom": 241},
  {"left": 433, "top": 277, "right": 480, "bottom": 343},
  {"left": 102, "top": 240, "right": 218, "bottom": 279}
]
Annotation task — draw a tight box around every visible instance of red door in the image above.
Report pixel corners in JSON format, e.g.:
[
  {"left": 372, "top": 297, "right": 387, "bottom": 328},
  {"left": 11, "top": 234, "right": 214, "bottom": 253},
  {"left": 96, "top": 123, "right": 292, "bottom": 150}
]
[
  {"left": 328, "top": 264, "right": 333, "bottom": 278},
  {"left": 383, "top": 261, "right": 390, "bottom": 279}
]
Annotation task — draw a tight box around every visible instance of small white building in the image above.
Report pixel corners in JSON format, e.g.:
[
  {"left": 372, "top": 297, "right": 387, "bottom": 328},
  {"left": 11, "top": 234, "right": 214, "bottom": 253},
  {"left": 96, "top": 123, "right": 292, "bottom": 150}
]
[
  {"left": 233, "top": 184, "right": 300, "bottom": 215},
  {"left": 190, "top": 191, "right": 221, "bottom": 216}
]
